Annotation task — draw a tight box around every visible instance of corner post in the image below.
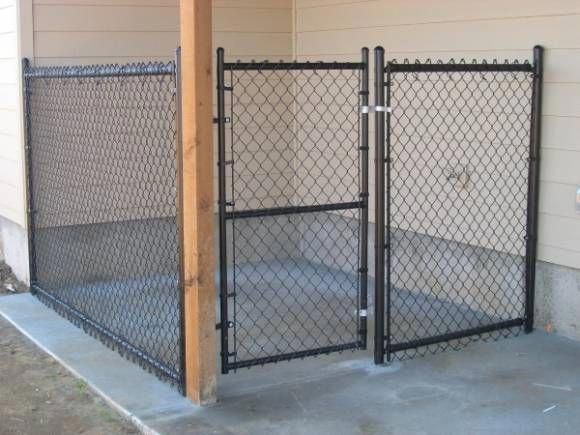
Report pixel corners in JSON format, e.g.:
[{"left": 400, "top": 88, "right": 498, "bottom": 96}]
[
  {"left": 373, "top": 46, "right": 386, "bottom": 364},
  {"left": 525, "top": 45, "right": 544, "bottom": 334},
  {"left": 179, "top": 0, "right": 217, "bottom": 404},
  {"left": 22, "top": 58, "right": 37, "bottom": 292}
]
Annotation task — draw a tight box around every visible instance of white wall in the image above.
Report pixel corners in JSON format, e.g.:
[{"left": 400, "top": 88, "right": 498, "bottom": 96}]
[{"left": 295, "top": 0, "right": 580, "bottom": 271}]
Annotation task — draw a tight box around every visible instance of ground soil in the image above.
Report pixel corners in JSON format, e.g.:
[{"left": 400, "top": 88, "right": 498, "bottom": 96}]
[
  {"left": 0, "top": 262, "right": 27, "bottom": 296},
  {"left": 0, "top": 262, "right": 139, "bottom": 435}
]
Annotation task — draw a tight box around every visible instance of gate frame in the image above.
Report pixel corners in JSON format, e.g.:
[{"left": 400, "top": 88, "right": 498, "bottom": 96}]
[
  {"left": 374, "top": 45, "right": 544, "bottom": 364},
  {"left": 216, "top": 47, "right": 370, "bottom": 374}
]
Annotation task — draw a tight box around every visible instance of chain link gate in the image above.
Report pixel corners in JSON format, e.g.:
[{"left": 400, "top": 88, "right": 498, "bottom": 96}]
[
  {"left": 374, "top": 46, "right": 543, "bottom": 363},
  {"left": 216, "top": 48, "right": 370, "bottom": 373}
]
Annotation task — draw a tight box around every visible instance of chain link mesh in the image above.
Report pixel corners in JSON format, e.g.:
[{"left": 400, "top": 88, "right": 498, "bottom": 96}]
[
  {"left": 386, "top": 59, "right": 534, "bottom": 359},
  {"left": 221, "top": 62, "right": 367, "bottom": 369},
  {"left": 24, "top": 62, "right": 183, "bottom": 389}
]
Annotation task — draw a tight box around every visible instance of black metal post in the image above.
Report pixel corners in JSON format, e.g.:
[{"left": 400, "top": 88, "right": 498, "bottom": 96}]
[
  {"left": 374, "top": 46, "right": 386, "bottom": 364},
  {"left": 22, "top": 58, "right": 37, "bottom": 292},
  {"left": 359, "top": 47, "right": 370, "bottom": 349},
  {"left": 174, "top": 47, "right": 188, "bottom": 395},
  {"left": 525, "top": 45, "right": 544, "bottom": 334},
  {"left": 384, "top": 61, "right": 393, "bottom": 363},
  {"left": 216, "top": 47, "right": 230, "bottom": 373}
]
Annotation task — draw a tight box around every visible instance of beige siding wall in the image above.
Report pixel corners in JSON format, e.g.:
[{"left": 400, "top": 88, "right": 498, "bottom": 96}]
[
  {"left": 32, "top": 0, "right": 292, "bottom": 65},
  {"left": 5, "top": 1, "right": 579, "bottom": 273},
  {"left": 296, "top": 0, "right": 580, "bottom": 270},
  {"left": 0, "top": 0, "right": 25, "bottom": 227},
  {"left": 28, "top": 0, "right": 293, "bottom": 219},
  {"left": 0, "top": 0, "right": 292, "bottom": 278}
]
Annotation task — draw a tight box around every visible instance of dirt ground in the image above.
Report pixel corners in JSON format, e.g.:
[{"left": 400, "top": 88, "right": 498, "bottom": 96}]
[
  {"left": 0, "top": 262, "right": 138, "bottom": 435},
  {"left": 0, "top": 262, "right": 27, "bottom": 296}
]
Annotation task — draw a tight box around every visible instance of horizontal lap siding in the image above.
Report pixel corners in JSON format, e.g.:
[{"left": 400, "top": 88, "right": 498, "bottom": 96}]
[
  {"left": 29, "top": 1, "right": 293, "bottom": 220},
  {"left": 296, "top": 0, "right": 580, "bottom": 269},
  {"left": 32, "top": 1, "right": 293, "bottom": 64},
  {"left": 0, "top": 1, "right": 25, "bottom": 226}
]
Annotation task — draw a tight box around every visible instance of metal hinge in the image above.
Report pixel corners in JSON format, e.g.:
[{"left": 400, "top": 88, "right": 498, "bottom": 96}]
[
  {"left": 216, "top": 320, "right": 235, "bottom": 330},
  {"left": 358, "top": 309, "right": 368, "bottom": 318},
  {"left": 360, "top": 106, "right": 392, "bottom": 114},
  {"left": 213, "top": 116, "right": 231, "bottom": 124}
]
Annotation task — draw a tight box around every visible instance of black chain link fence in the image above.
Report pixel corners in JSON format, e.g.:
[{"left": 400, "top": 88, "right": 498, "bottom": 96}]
[
  {"left": 217, "top": 54, "right": 369, "bottom": 372},
  {"left": 21, "top": 47, "right": 541, "bottom": 387},
  {"left": 381, "top": 58, "right": 537, "bottom": 360},
  {"left": 24, "top": 60, "right": 184, "bottom": 390}
]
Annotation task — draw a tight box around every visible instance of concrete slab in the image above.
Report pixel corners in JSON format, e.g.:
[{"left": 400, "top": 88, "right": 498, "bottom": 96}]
[{"left": 2, "top": 293, "right": 580, "bottom": 435}]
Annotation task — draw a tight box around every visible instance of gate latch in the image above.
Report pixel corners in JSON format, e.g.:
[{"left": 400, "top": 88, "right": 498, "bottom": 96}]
[{"left": 360, "top": 106, "right": 392, "bottom": 114}]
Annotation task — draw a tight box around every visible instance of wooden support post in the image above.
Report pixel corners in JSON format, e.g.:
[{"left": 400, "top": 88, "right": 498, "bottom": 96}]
[{"left": 179, "top": 0, "right": 216, "bottom": 405}]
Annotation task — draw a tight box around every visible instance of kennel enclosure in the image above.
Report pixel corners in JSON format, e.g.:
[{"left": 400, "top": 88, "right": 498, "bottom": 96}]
[{"left": 23, "top": 44, "right": 542, "bottom": 392}]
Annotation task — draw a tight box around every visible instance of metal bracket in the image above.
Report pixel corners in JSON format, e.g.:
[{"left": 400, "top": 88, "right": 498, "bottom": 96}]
[
  {"left": 359, "top": 309, "right": 368, "bottom": 318},
  {"left": 213, "top": 116, "right": 231, "bottom": 124},
  {"left": 216, "top": 321, "right": 234, "bottom": 330},
  {"left": 360, "top": 106, "right": 392, "bottom": 114}
]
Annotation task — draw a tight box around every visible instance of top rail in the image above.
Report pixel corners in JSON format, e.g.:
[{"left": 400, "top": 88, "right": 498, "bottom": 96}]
[
  {"left": 23, "top": 60, "right": 176, "bottom": 79},
  {"left": 387, "top": 62, "right": 533, "bottom": 73},
  {"left": 224, "top": 61, "right": 365, "bottom": 71}
]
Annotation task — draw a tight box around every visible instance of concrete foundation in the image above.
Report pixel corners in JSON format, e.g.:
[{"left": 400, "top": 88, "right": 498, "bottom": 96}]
[
  {"left": 0, "top": 216, "right": 29, "bottom": 284},
  {"left": 536, "top": 262, "right": 580, "bottom": 341}
]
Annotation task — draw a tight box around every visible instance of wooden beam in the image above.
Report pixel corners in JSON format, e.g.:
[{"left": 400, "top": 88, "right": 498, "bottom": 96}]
[{"left": 179, "top": 0, "right": 216, "bottom": 405}]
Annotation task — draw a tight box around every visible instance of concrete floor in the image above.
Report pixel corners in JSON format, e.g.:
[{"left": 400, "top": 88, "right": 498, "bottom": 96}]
[
  {"left": 1, "top": 293, "right": 580, "bottom": 435},
  {"left": 227, "top": 258, "right": 507, "bottom": 367}
]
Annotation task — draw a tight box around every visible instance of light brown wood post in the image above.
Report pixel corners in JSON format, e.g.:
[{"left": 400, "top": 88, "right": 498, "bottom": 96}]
[{"left": 179, "top": 0, "right": 217, "bottom": 405}]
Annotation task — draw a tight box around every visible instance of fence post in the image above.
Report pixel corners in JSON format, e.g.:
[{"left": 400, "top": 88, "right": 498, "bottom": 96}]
[
  {"left": 525, "top": 45, "right": 544, "bottom": 334},
  {"left": 216, "top": 47, "right": 230, "bottom": 373},
  {"left": 179, "top": 0, "right": 217, "bottom": 405},
  {"left": 374, "top": 46, "right": 386, "bottom": 365},
  {"left": 22, "top": 58, "right": 37, "bottom": 292},
  {"left": 174, "top": 46, "right": 188, "bottom": 395},
  {"left": 359, "top": 47, "right": 369, "bottom": 349}
]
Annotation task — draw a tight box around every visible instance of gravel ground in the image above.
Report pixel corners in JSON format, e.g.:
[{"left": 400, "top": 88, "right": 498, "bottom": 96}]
[{"left": 0, "top": 262, "right": 139, "bottom": 435}]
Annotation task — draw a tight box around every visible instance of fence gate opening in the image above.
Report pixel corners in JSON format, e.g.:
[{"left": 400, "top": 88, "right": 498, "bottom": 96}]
[
  {"left": 216, "top": 48, "right": 370, "bottom": 373},
  {"left": 374, "top": 47, "right": 543, "bottom": 362}
]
